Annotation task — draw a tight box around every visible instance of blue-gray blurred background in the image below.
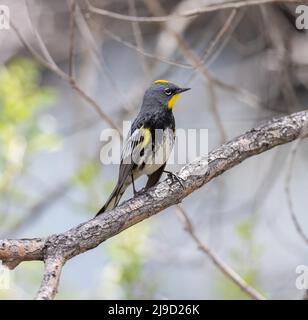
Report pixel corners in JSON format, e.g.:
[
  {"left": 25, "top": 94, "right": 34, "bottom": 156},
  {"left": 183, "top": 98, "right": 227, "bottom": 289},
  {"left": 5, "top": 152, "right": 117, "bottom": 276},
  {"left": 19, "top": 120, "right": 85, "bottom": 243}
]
[{"left": 0, "top": 0, "right": 308, "bottom": 299}]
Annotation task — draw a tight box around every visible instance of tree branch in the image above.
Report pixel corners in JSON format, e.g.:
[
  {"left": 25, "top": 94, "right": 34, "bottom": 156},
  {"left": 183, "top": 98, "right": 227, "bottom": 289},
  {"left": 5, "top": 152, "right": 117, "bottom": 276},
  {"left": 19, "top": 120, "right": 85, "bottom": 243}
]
[
  {"left": 10, "top": 17, "right": 122, "bottom": 135},
  {"left": 0, "top": 110, "right": 307, "bottom": 299},
  {"left": 68, "top": 0, "right": 77, "bottom": 78},
  {"left": 285, "top": 121, "right": 308, "bottom": 245},
  {"left": 0, "top": 238, "right": 45, "bottom": 269},
  {"left": 87, "top": 0, "right": 302, "bottom": 23},
  {"left": 175, "top": 205, "right": 266, "bottom": 300},
  {"left": 36, "top": 256, "right": 64, "bottom": 300}
]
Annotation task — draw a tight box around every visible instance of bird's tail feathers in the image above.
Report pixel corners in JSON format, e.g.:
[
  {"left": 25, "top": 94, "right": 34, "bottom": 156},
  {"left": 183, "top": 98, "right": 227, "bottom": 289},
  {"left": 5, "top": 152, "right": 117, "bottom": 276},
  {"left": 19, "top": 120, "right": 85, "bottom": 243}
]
[{"left": 96, "top": 184, "right": 127, "bottom": 216}]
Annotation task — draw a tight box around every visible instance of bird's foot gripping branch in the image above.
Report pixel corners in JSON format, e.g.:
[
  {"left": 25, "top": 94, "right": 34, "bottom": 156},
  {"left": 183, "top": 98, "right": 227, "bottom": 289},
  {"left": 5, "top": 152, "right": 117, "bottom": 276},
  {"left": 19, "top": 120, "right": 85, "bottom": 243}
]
[{"left": 0, "top": 110, "right": 307, "bottom": 299}]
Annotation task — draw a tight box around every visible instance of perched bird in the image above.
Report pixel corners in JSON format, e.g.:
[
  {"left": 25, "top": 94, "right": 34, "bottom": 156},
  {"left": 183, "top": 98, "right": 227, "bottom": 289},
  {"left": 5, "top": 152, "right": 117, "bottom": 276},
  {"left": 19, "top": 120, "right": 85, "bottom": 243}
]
[{"left": 96, "top": 80, "right": 190, "bottom": 216}]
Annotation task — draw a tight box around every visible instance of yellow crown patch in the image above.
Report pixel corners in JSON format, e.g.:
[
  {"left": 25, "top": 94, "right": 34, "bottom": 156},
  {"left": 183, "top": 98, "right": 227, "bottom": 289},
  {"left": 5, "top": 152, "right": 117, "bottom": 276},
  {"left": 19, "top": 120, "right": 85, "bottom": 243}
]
[{"left": 154, "top": 79, "right": 170, "bottom": 84}]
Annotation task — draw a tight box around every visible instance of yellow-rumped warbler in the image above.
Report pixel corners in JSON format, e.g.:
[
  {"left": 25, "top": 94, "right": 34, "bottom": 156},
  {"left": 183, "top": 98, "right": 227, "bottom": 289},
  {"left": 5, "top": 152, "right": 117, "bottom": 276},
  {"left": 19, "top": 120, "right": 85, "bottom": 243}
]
[{"left": 96, "top": 80, "right": 190, "bottom": 216}]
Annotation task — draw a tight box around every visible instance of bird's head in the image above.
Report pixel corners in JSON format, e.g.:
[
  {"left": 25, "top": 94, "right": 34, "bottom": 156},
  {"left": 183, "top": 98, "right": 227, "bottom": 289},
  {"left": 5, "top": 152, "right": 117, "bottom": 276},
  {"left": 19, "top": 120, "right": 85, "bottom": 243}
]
[{"left": 143, "top": 80, "right": 190, "bottom": 110}]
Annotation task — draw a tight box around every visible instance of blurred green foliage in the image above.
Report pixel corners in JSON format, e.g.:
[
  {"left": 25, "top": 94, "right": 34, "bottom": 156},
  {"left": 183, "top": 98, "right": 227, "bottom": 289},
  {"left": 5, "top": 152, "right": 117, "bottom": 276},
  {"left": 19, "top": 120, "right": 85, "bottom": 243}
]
[
  {"left": 214, "top": 214, "right": 265, "bottom": 299},
  {"left": 99, "top": 222, "right": 156, "bottom": 299},
  {"left": 72, "top": 159, "right": 103, "bottom": 213},
  {"left": 73, "top": 161, "right": 99, "bottom": 187},
  {"left": 0, "top": 57, "right": 64, "bottom": 299},
  {"left": 0, "top": 58, "right": 156, "bottom": 299},
  {"left": 0, "top": 58, "right": 61, "bottom": 284},
  {"left": 0, "top": 57, "right": 59, "bottom": 195},
  {"left": 72, "top": 159, "right": 157, "bottom": 298}
]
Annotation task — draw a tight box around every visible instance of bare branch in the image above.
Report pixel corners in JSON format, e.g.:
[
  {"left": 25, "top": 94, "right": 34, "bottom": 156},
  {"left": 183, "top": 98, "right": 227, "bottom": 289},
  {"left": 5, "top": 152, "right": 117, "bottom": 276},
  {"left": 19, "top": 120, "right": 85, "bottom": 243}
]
[
  {"left": 144, "top": 0, "right": 227, "bottom": 142},
  {"left": 260, "top": 6, "right": 298, "bottom": 113},
  {"left": 0, "top": 238, "right": 45, "bottom": 269},
  {"left": 1, "top": 181, "right": 71, "bottom": 238},
  {"left": 103, "top": 28, "right": 191, "bottom": 69},
  {"left": 10, "top": 18, "right": 122, "bottom": 135},
  {"left": 68, "top": 0, "right": 77, "bottom": 78},
  {"left": 285, "top": 121, "right": 308, "bottom": 245},
  {"left": 0, "top": 110, "right": 307, "bottom": 298},
  {"left": 186, "top": 8, "right": 242, "bottom": 85},
  {"left": 175, "top": 205, "right": 266, "bottom": 300},
  {"left": 35, "top": 256, "right": 64, "bottom": 300},
  {"left": 87, "top": 0, "right": 302, "bottom": 23},
  {"left": 128, "top": 0, "right": 151, "bottom": 79},
  {"left": 96, "top": 8, "right": 261, "bottom": 111}
]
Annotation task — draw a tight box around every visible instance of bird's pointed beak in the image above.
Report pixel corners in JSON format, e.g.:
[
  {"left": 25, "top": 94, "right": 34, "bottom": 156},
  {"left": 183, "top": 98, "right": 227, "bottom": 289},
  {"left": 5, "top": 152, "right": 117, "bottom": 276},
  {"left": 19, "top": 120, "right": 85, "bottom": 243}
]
[{"left": 178, "top": 87, "right": 191, "bottom": 93}]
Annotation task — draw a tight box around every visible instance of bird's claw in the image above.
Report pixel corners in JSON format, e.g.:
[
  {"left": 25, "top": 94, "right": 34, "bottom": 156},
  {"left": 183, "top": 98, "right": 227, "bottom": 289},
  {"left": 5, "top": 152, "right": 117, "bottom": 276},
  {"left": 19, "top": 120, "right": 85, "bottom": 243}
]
[{"left": 164, "top": 170, "right": 185, "bottom": 189}]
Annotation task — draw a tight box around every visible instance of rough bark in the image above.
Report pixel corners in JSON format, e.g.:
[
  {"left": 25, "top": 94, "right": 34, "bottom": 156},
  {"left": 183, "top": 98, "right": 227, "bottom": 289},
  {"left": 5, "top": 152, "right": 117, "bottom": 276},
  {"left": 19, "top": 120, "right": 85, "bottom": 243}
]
[{"left": 0, "top": 110, "right": 307, "bottom": 299}]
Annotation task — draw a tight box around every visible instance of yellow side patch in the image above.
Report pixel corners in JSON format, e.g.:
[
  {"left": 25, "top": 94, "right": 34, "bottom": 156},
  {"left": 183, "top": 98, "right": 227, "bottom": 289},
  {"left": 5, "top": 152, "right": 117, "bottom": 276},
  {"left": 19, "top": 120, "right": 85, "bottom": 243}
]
[
  {"left": 141, "top": 128, "right": 151, "bottom": 148},
  {"left": 154, "top": 79, "right": 170, "bottom": 84},
  {"left": 167, "top": 93, "right": 180, "bottom": 109}
]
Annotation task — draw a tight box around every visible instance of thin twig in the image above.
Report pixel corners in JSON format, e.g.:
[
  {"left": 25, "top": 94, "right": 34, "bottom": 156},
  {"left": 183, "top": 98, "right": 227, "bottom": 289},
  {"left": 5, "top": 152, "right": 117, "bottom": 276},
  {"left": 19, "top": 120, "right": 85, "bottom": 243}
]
[
  {"left": 202, "top": 9, "right": 243, "bottom": 67},
  {"left": 102, "top": 14, "right": 260, "bottom": 110},
  {"left": 74, "top": 3, "right": 139, "bottom": 112},
  {"left": 10, "top": 18, "right": 122, "bottom": 135},
  {"left": 128, "top": 0, "right": 151, "bottom": 79},
  {"left": 1, "top": 182, "right": 71, "bottom": 238},
  {"left": 68, "top": 0, "right": 77, "bottom": 78},
  {"left": 144, "top": 0, "right": 227, "bottom": 142},
  {"left": 285, "top": 121, "right": 308, "bottom": 246},
  {"left": 260, "top": 6, "right": 298, "bottom": 113},
  {"left": 103, "top": 28, "right": 191, "bottom": 69},
  {"left": 200, "top": 9, "right": 238, "bottom": 67},
  {"left": 175, "top": 205, "right": 266, "bottom": 300},
  {"left": 186, "top": 8, "right": 241, "bottom": 84},
  {"left": 87, "top": 0, "right": 301, "bottom": 23},
  {"left": 0, "top": 110, "right": 307, "bottom": 299}
]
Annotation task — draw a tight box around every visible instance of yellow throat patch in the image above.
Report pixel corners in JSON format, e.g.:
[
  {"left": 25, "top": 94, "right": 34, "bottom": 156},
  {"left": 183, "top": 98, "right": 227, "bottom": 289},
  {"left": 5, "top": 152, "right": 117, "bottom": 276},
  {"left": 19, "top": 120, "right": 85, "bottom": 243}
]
[
  {"left": 167, "top": 93, "right": 180, "bottom": 109},
  {"left": 153, "top": 80, "right": 181, "bottom": 109}
]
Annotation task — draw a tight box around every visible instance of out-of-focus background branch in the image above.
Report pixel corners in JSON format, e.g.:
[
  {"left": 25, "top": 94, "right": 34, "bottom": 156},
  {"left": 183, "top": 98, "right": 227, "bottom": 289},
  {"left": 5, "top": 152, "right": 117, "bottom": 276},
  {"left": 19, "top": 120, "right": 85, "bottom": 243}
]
[
  {"left": 0, "top": 0, "right": 308, "bottom": 299},
  {"left": 1, "top": 109, "right": 307, "bottom": 300}
]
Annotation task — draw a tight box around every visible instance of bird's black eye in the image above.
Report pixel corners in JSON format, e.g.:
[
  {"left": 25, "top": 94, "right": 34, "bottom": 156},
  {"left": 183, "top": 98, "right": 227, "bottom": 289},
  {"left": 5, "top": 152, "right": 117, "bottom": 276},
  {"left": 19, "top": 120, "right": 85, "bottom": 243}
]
[{"left": 164, "top": 88, "right": 172, "bottom": 96}]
